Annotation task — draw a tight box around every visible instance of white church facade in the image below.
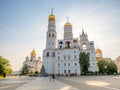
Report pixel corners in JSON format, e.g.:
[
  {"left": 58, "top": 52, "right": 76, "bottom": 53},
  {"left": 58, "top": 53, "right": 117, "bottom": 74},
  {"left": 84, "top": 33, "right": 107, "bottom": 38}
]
[
  {"left": 23, "top": 49, "right": 42, "bottom": 74},
  {"left": 43, "top": 10, "right": 98, "bottom": 76}
]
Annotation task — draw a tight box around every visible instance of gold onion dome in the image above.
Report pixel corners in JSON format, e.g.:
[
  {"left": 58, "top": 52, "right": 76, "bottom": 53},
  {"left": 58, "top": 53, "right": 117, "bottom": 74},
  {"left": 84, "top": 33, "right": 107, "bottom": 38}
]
[
  {"left": 31, "top": 49, "right": 36, "bottom": 56},
  {"left": 64, "top": 17, "right": 72, "bottom": 27},
  {"left": 96, "top": 49, "right": 102, "bottom": 54},
  {"left": 48, "top": 14, "right": 55, "bottom": 21},
  {"left": 48, "top": 8, "right": 55, "bottom": 21},
  {"left": 64, "top": 22, "right": 72, "bottom": 27}
]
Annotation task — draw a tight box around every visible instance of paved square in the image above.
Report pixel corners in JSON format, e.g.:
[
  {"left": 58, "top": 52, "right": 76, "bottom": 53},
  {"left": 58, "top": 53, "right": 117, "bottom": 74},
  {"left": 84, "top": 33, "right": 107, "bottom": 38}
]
[
  {"left": 16, "top": 77, "right": 79, "bottom": 90},
  {"left": 58, "top": 75, "right": 120, "bottom": 90}
]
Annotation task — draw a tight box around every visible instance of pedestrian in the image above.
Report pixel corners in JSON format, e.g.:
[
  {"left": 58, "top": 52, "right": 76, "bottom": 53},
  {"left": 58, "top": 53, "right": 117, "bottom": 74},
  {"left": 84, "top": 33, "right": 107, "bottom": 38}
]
[{"left": 52, "top": 74, "right": 55, "bottom": 82}]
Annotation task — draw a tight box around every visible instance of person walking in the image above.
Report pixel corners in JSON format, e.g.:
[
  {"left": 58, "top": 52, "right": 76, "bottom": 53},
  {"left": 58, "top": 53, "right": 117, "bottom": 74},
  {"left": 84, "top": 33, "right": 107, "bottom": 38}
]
[{"left": 52, "top": 74, "right": 55, "bottom": 82}]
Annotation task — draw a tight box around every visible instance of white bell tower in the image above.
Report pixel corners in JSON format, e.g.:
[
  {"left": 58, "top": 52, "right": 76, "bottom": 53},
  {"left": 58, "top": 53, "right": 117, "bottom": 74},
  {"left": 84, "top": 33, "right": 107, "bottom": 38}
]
[
  {"left": 64, "top": 17, "right": 73, "bottom": 40},
  {"left": 43, "top": 9, "right": 56, "bottom": 75},
  {"left": 46, "top": 9, "right": 57, "bottom": 49}
]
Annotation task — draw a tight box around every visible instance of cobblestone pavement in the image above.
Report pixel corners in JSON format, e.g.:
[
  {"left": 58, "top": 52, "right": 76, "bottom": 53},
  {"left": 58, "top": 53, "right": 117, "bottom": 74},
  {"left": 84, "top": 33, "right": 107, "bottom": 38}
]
[
  {"left": 0, "top": 76, "right": 35, "bottom": 90},
  {"left": 1, "top": 75, "right": 120, "bottom": 90},
  {"left": 58, "top": 75, "right": 120, "bottom": 90},
  {"left": 16, "top": 77, "right": 79, "bottom": 90}
]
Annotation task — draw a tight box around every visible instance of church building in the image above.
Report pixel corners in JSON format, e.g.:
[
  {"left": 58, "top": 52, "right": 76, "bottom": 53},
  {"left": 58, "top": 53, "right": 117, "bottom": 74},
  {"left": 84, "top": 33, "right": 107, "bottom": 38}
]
[
  {"left": 43, "top": 10, "right": 98, "bottom": 76},
  {"left": 23, "top": 49, "right": 42, "bottom": 74}
]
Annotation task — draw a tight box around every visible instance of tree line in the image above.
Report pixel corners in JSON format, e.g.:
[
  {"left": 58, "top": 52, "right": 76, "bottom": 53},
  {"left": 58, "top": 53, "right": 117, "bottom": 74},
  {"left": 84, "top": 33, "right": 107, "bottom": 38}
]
[
  {"left": 0, "top": 56, "right": 13, "bottom": 77},
  {"left": 79, "top": 52, "right": 117, "bottom": 75}
]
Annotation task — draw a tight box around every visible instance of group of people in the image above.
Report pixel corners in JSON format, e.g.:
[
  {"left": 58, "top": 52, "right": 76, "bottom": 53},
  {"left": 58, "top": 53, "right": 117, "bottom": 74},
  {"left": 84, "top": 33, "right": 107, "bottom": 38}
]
[{"left": 49, "top": 74, "right": 55, "bottom": 82}]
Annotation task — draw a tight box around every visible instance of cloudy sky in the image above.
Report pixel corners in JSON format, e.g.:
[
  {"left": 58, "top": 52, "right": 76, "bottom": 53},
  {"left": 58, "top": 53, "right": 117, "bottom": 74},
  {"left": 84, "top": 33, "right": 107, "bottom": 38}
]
[{"left": 0, "top": 0, "right": 120, "bottom": 71}]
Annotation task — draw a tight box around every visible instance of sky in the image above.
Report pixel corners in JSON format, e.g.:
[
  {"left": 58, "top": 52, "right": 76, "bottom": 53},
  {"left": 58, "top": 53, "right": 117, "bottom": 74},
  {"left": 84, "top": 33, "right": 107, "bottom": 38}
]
[{"left": 0, "top": 0, "right": 120, "bottom": 71}]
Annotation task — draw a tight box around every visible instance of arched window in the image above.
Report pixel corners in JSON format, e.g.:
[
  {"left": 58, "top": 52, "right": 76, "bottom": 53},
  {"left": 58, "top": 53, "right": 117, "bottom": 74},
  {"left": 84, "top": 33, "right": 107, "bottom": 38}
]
[
  {"left": 75, "top": 63, "right": 77, "bottom": 66},
  {"left": 65, "top": 41, "right": 71, "bottom": 48},
  {"left": 68, "top": 63, "right": 70, "bottom": 66},
  {"left": 68, "top": 70, "right": 70, "bottom": 74},
  {"left": 52, "top": 34, "right": 54, "bottom": 37},
  {"left": 64, "top": 63, "right": 66, "bottom": 66},
  {"left": 59, "top": 41, "right": 63, "bottom": 44},
  {"left": 46, "top": 52, "right": 49, "bottom": 57},
  {"left": 82, "top": 44, "right": 87, "bottom": 50},
  {"left": 74, "top": 55, "right": 76, "bottom": 59},
  {"left": 58, "top": 63, "right": 60, "bottom": 67},
  {"left": 73, "top": 39, "right": 77, "bottom": 43},
  {"left": 58, "top": 56, "right": 60, "bottom": 60},
  {"left": 52, "top": 52, "right": 55, "bottom": 57},
  {"left": 64, "top": 70, "right": 66, "bottom": 73},
  {"left": 68, "top": 56, "right": 70, "bottom": 59},
  {"left": 49, "top": 34, "right": 51, "bottom": 37},
  {"left": 64, "top": 56, "right": 66, "bottom": 60},
  {"left": 90, "top": 43, "right": 93, "bottom": 45}
]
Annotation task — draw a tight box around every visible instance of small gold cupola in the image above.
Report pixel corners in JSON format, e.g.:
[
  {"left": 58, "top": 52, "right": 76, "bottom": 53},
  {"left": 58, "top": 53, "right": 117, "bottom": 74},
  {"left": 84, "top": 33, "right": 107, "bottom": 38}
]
[
  {"left": 64, "top": 17, "right": 72, "bottom": 27},
  {"left": 96, "top": 48, "right": 102, "bottom": 54},
  {"left": 31, "top": 49, "right": 36, "bottom": 57}
]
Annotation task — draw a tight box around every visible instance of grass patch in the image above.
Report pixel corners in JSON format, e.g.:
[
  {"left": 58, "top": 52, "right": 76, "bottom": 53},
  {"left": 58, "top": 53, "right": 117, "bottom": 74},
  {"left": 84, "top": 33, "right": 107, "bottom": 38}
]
[{"left": 0, "top": 75, "right": 4, "bottom": 78}]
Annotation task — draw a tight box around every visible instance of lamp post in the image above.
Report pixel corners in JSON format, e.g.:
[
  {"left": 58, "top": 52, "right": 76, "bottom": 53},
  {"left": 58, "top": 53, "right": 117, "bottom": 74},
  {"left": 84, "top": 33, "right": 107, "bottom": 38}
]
[{"left": 104, "top": 65, "right": 107, "bottom": 75}]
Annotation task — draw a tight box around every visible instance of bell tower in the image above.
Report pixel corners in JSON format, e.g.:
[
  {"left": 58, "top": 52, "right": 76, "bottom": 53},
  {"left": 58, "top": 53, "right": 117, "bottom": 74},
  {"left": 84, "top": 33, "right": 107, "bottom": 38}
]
[
  {"left": 64, "top": 17, "right": 73, "bottom": 40},
  {"left": 46, "top": 9, "right": 57, "bottom": 49}
]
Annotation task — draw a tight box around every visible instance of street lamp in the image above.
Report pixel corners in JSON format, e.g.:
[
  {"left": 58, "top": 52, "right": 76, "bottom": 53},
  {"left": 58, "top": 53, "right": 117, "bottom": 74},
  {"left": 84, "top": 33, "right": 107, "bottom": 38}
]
[{"left": 104, "top": 65, "right": 107, "bottom": 75}]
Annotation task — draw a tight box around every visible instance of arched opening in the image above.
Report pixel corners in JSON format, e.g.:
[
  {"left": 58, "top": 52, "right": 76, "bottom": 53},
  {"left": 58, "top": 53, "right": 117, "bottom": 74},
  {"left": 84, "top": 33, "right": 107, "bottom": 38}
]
[
  {"left": 52, "top": 52, "right": 55, "bottom": 57},
  {"left": 46, "top": 52, "right": 49, "bottom": 57},
  {"left": 49, "top": 34, "right": 51, "bottom": 37},
  {"left": 73, "top": 39, "right": 77, "bottom": 43},
  {"left": 59, "top": 41, "right": 63, "bottom": 44},
  {"left": 68, "top": 70, "right": 71, "bottom": 74},
  {"left": 58, "top": 63, "right": 60, "bottom": 67},
  {"left": 82, "top": 44, "right": 87, "bottom": 50},
  {"left": 52, "top": 33, "right": 54, "bottom": 37},
  {"left": 64, "top": 70, "right": 66, "bottom": 74},
  {"left": 65, "top": 41, "right": 71, "bottom": 48}
]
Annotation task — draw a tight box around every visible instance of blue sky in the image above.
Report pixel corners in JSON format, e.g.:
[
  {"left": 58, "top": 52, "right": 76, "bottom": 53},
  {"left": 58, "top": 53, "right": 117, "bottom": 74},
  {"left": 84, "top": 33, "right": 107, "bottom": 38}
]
[{"left": 0, "top": 0, "right": 120, "bottom": 71}]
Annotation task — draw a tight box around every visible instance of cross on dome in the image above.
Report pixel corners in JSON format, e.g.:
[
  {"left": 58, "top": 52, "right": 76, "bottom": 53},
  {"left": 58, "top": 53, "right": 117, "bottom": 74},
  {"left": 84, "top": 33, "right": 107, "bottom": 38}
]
[
  {"left": 67, "top": 17, "right": 69, "bottom": 22},
  {"left": 51, "top": 8, "right": 54, "bottom": 14}
]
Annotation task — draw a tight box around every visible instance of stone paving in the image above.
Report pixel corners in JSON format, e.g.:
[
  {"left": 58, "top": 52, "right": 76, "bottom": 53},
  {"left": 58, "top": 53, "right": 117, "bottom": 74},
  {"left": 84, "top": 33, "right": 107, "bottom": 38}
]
[
  {"left": 16, "top": 77, "right": 79, "bottom": 90},
  {"left": 0, "top": 76, "right": 35, "bottom": 90}
]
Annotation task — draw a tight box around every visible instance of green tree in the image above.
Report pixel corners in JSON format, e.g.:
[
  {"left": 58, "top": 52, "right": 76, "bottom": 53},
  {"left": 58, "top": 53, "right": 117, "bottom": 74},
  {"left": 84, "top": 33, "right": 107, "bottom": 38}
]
[
  {"left": 0, "top": 56, "right": 13, "bottom": 76},
  {"left": 98, "top": 58, "right": 117, "bottom": 75},
  {"left": 21, "top": 64, "right": 29, "bottom": 75},
  {"left": 79, "top": 52, "right": 90, "bottom": 75}
]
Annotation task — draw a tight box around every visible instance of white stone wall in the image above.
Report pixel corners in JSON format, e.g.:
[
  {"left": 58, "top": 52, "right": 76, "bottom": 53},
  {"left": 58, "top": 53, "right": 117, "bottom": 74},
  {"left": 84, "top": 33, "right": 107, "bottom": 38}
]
[{"left": 54, "top": 48, "right": 80, "bottom": 75}]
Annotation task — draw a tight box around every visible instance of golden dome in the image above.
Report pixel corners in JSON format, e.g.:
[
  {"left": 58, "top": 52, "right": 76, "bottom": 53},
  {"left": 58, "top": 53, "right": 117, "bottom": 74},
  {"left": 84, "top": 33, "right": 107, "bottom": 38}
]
[
  {"left": 64, "top": 22, "right": 72, "bottom": 27},
  {"left": 31, "top": 49, "right": 36, "bottom": 56},
  {"left": 48, "top": 14, "right": 55, "bottom": 21},
  {"left": 96, "top": 49, "right": 102, "bottom": 54}
]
